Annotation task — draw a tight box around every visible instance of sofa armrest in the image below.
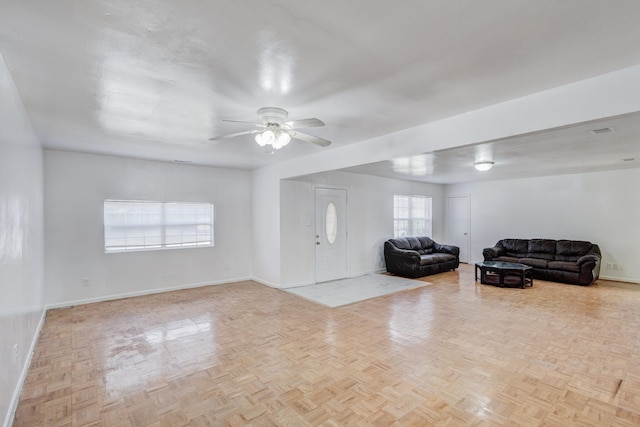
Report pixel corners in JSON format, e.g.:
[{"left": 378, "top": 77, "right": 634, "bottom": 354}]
[
  {"left": 433, "top": 243, "right": 460, "bottom": 258},
  {"left": 389, "top": 248, "right": 421, "bottom": 262},
  {"left": 483, "top": 246, "right": 504, "bottom": 260},
  {"left": 384, "top": 242, "right": 420, "bottom": 262},
  {"left": 577, "top": 254, "right": 599, "bottom": 266}
]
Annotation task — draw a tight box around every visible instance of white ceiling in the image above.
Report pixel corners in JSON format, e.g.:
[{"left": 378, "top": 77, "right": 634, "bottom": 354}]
[
  {"left": 342, "top": 112, "right": 640, "bottom": 184},
  {"left": 1, "top": 1, "right": 640, "bottom": 180}
]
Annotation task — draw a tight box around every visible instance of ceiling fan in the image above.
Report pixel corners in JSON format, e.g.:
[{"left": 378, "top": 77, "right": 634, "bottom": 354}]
[{"left": 209, "top": 107, "right": 331, "bottom": 153}]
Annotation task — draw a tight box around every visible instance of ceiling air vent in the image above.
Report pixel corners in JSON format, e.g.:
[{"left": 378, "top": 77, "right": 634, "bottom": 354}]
[{"left": 592, "top": 127, "right": 613, "bottom": 135}]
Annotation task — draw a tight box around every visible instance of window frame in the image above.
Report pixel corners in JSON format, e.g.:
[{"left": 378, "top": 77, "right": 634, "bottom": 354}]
[
  {"left": 103, "top": 199, "right": 214, "bottom": 253},
  {"left": 393, "top": 194, "right": 432, "bottom": 238}
]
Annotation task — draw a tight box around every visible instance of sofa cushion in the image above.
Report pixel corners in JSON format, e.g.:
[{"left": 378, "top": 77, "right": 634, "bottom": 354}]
[
  {"left": 499, "top": 239, "right": 529, "bottom": 258},
  {"left": 527, "top": 239, "right": 556, "bottom": 260},
  {"left": 419, "top": 253, "right": 457, "bottom": 265},
  {"left": 519, "top": 258, "right": 549, "bottom": 269},
  {"left": 548, "top": 261, "right": 581, "bottom": 273},
  {"left": 417, "top": 248, "right": 433, "bottom": 255},
  {"left": 555, "top": 240, "right": 593, "bottom": 262},
  {"left": 389, "top": 236, "right": 436, "bottom": 252},
  {"left": 416, "top": 236, "right": 435, "bottom": 249}
]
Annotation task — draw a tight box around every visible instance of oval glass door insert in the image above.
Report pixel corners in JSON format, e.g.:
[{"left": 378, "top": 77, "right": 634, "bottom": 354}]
[{"left": 325, "top": 202, "right": 338, "bottom": 244}]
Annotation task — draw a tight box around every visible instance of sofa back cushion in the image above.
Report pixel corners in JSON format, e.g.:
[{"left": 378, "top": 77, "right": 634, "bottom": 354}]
[
  {"left": 527, "top": 239, "right": 556, "bottom": 260},
  {"left": 389, "top": 236, "right": 435, "bottom": 254},
  {"left": 555, "top": 240, "right": 593, "bottom": 261},
  {"left": 498, "top": 239, "right": 529, "bottom": 258}
]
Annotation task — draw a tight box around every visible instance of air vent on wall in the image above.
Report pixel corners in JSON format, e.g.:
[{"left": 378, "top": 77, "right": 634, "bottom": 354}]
[{"left": 592, "top": 127, "right": 613, "bottom": 135}]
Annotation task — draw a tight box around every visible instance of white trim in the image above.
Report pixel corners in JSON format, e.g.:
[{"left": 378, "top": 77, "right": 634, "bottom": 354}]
[
  {"left": 45, "top": 276, "right": 252, "bottom": 310},
  {"left": 252, "top": 276, "right": 286, "bottom": 288},
  {"left": 4, "top": 309, "right": 47, "bottom": 427},
  {"left": 599, "top": 275, "right": 640, "bottom": 285}
]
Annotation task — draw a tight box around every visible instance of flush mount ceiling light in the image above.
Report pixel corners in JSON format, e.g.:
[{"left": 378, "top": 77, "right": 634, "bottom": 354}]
[{"left": 474, "top": 161, "right": 494, "bottom": 171}]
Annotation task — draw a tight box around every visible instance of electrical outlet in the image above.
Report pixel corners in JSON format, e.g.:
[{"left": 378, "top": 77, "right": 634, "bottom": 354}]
[
  {"left": 82, "top": 277, "right": 90, "bottom": 287},
  {"left": 606, "top": 263, "right": 612, "bottom": 269},
  {"left": 13, "top": 344, "right": 19, "bottom": 363},
  {"left": 613, "top": 264, "right": 619, "bottom": 270}
]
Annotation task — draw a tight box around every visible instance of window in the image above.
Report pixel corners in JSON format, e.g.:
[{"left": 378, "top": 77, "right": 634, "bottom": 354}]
[
  {"left": 393, "top": 195, "right": 432, "bottom": 238},
  {"left": 104, "top": 200, "right": 214, "bottom": 252}
]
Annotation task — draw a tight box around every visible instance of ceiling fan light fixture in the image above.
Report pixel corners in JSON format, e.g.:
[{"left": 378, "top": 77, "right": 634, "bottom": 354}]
[
  {"left": 255, "top": 129, "right": 275, "bottom": 147},
  {"left": 474, "top": 161, "right": 494, "bottom": 171},
  {"left": 273, "top": 131, "right": 291, "bottom": 149},
  {"left": 255, "top": 128, "right": 290, "bottom": 150}
]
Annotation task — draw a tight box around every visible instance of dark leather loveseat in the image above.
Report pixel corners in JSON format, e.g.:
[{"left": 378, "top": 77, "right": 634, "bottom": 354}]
[
  {"left": 483, "top": 238, "right": 601, "bottom": 286},
  {"left": 384, "top": 236, "right": 460, "bottom": 278}
]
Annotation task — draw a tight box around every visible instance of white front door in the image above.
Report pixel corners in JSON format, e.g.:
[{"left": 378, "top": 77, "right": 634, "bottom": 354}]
[
  {"left": 315, "top": 187, "right": 348, "bottom": 283},
  {"left": 447, "top": 195, "right": 470, "bottom": 263}
]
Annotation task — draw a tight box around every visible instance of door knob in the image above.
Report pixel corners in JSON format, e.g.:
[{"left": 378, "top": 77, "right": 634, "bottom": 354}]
[{"left": 316, "top": 242, "right": 320, "bottom": 245}]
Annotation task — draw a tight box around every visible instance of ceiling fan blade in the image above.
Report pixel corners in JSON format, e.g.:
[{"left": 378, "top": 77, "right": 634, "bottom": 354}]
[
  {"left": 222, "top": 119, "right": 265, "bottom": 126},
  {"left": 285, "top": 118, "right": 325, "bottom": 129},
  {"left": 209, "top": 129, "right": 261, "bottom": 141},
  {"left": 289, "top": 131, "right": 332, "bottom": 147}
]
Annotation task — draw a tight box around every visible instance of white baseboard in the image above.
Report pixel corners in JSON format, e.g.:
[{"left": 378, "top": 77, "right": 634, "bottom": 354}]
[
  {"left": 251, "top": 276, "right": 286, "bottom": 288},
  {"left": 46, "top": 276, "right": 253, "bottom": 310},
  {"left": 599, "top": 275, "right": 640, "bottom": 284},
  {"left": 4, "top": 308, "right": 47, "bottom": 427}
]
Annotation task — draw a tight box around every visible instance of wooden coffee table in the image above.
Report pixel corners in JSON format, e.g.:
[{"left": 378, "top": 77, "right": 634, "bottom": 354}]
[{"left": 475, "top": 261, "right": 533, "bottom": 288}]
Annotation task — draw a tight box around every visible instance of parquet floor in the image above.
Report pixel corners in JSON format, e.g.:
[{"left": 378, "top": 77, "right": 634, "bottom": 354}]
[{"left": 13, "top": 264, "right": 640, "bottom": 426}]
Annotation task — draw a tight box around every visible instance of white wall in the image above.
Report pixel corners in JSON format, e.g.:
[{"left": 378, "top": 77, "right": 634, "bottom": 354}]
[
  {"left": 280, "top": 171, "right": 444, "bottom": 287},
  {"left": 0, "top": 53, "right": 45, "bottom": 427},
  {"left": 251, "top": 65, "right": 640, "bottom": 285},
  {"left": 445, "top": 168, "right": 640, "bottom": 282},
  {"left": 44, "top": 151, "right": 252, "bottom": 306},
  {"left": 251, "top": 167, "right": 281, "bottom": 287}
]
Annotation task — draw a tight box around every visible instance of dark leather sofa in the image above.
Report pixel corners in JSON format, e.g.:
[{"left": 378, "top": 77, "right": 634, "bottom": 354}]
[
  {"left": 384, "top": 236, "right": 460, "bottom": 278},
  {"left": 483, "top": 238, "right": 601, "bottom": 286}
]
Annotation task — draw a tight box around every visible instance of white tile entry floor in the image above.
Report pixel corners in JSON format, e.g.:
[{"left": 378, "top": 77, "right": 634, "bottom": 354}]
[{"left": 282, "top": 273, "right": 430, "bottom": 308}]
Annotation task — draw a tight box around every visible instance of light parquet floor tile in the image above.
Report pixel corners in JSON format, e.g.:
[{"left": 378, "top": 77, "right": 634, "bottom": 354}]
[{"left": 13, "top": 264, "right": 640, "bottom": 426}]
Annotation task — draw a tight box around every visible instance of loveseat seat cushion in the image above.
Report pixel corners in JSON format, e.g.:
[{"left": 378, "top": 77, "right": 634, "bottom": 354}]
[
  {"left": 548, "top": 261, "right": 581, "bottom": 273},
  {"left": 518, "top": 258, "right": 549, "bottom": 269},
  {"left": 555, "top": 240, "right": 593, "bottom": 262},
  {"left": 419, "top": 253, "right": 457, "bottom": 265}
]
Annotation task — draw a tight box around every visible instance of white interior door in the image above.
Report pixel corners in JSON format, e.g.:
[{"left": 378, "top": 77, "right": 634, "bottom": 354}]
[
  {"left": 447, "top": 195, "right": 470, "bottom": 263},
  {"left": 315, "top": 188, "right": 348, "bottom": 283}
]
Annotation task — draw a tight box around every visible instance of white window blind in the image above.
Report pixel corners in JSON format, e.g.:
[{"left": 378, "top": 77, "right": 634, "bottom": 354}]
[
  {"left": 393, "top": 195, "right": 432, "bottom": 238},
  {"left": 104, "top": 200, "right": 214, "bottom": 252}
]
